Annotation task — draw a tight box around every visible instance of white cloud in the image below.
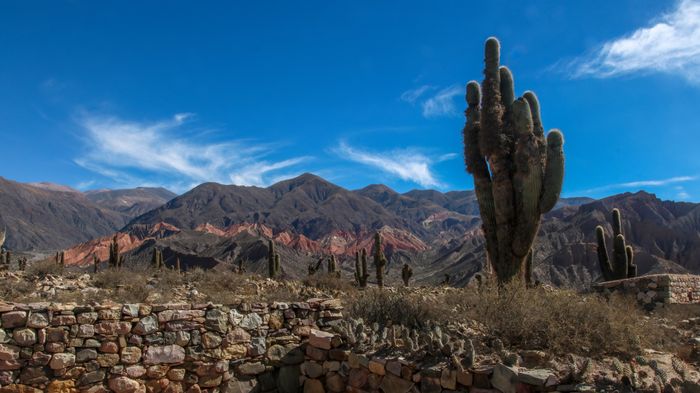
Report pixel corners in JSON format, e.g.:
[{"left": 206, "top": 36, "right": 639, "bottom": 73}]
[
  {"left": 569, "top": 0, "right": 700, "bottom": 83},
  {"left": 580, "top": 175, "right": 697, "bottom": 194},
  {"left": 400, "top": 84, "right": 463, "bottom": 118},
  {"left": 400, "top": 85, "right": 434, "bottom": 104},
  {"left": 335, "top": 142, "right": 443, "bottom": 188},
  {"left": 75, "top": 113, "right": 309, "bottom": 191}
]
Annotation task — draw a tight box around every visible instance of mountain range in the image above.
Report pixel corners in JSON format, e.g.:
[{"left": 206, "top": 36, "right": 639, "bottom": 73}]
[{"left": 2, "top": 173, "right": 699, "bottom": 287}]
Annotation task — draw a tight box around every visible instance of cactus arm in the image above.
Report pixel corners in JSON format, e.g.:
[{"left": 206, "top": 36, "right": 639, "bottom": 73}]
[
  {"left": 499, "top": 66, "right": 515, "bottom": 110},
  {"left": 596, "top": 226, "right": 613, "bottom": 281},
  {"left": 512, "top": 97, "right": 543, "bottom": 258},
  {"left": 626, "top": 246, "right": 637, "bottom": 277},
  {"left": 538, "top": 130, "right": 565, "bottom": 213},
  {"left": 612, "top": 234, "right": 629, "bottom": 279},
  {"left": 464, "top": 81, "right": 500, "bottom": 269},
  {"left": 612, "top": 208, "right": 622, "bottom": 238}
]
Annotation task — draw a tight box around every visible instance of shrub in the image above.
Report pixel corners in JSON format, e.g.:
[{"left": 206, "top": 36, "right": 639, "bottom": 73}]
[{"left": 346, "top": 288, "right": 443, "bottom": 329}]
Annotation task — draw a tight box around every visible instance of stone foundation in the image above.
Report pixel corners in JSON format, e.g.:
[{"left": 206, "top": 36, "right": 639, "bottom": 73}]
[
  {"left": 0, "top": 299, "right": 569, "bottom": 393},
  {"left": 593, "top": 274, "right": 700, "bottom": 306}
]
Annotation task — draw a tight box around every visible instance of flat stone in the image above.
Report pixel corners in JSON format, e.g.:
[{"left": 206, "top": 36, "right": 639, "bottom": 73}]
[
  {"left": 380, "top": 373, "right": 414, "bottom": 393},
  {"left": 205, "top": 309, "right": 228, "bottom": 333},
  {"left": 108, "top": 376, "right": 143, "bottom": 393},
  {"left": 76, "top": 349, "right": 97, "bottom": 362},
  {"left": 239, "top": 313, "right": 262, "bottom": 330},
  {"left": 202, "top": 332, "right": 222, "bottom": 349},
  {"left": 308, "top": 329, "right": 334, "bottom": 350},
  {"left": 303, "top": 361, "right": 324, "bottom": 378},
  {"left": 303, "top": 379, "right": 324, "bottom": 393},
  {"left": 133, "top": 315, "right": 158, "bottom": 335},
  {"left": 516, "top": 368, "right": 558, "bottom": 387},
  {"left": 238, "top": 362, "right": 265, "bottom": 375},
  {"left": 143, "top": 345, "right": 185, "bottom": 364},
  {"left": 26, "top": 313, "right": 48, "bottom": 329},
  {"left": 46, "top": 379, "right": 75, "bottom": 393},
  {"left": 368, "top": 359, "right": 386, "bottom": 375},
  {"left": 78, "top": 370, "right": 106, "bottom": 386},
  {"left": 2, "top": 311, "right": 27, "bottom": 328},
  {"left": 491, "top": 364, "right": 518, "bottom": 393},
  {"left": 12, "top": 329, "right": 36, "bottom": 347},
  {"left": 49, "top": 353, "right": 75, "bottom": 370},
  {"left": 121, "top": 347, "right": 142, "bottom": 364},
  {"left": 94, "top": 321, "right": 131, "bottom": 335}
]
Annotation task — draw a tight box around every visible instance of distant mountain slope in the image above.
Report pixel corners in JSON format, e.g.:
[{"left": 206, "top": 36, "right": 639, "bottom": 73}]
[
  {"left": 85, "top": 187, "right": 176, "bottom": 217},
  {"left": 0, "top": 177, "right": 124, "bottom": 250}
]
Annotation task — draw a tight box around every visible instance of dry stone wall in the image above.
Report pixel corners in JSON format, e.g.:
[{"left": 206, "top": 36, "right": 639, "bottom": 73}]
[
  {"left": 593, "top": 274, "right": 700, "bottom": 307},
  {"left": 0, "top": 299, "right": 563, "bottom": 393}
]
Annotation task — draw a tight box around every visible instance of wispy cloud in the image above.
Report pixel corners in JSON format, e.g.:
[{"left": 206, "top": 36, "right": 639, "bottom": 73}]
[
  {"left": 675, "top": 185, "right": 691, "bottom": 200},
  {"left": 578, "top": 175, "right": 697, "bottom": 195},
  {"left": 334, "top": 141, "right": 446, "bottom": 188},
  {"left": 400, "top": 84, "right": 463, "bottom": 118},
  {"left": 75, "top": 113, "right": 309, "bottom": 191},
  {"left": 567, "top": 0, "right": 700, "bottom": 83},
  {"left": 400, "top": 85, "right": 434, "bottom": 104}
]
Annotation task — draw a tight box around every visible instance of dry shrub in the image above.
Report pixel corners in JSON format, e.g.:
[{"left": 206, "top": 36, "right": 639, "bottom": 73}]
[
  {"left": 186, "top": 268, "right": 255, "bottom": 304},
  {"left": 303, "top": 274, "right": 355, "bottom": 293},
  {"left": 25, "top": 258, "right": 64, "bottom": 279},
  {"left": 346, "top": 288, "right": 443, "bottom": 329},
  {"left": 450, "top": 281, "right": 649, "bottom": 357}
]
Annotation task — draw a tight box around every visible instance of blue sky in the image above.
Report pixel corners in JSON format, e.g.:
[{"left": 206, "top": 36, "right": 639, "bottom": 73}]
[{"left": 2, "top": 1, "right": 700, "bottom": 201}]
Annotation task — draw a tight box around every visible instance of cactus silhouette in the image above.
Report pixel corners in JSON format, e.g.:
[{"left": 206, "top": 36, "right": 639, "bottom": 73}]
[
  {"left": 108, "top": 234, "right": 120, "bottom": 269},
  {"left": 596, "top": 208, "right": 637, "bottom": 281},
  {"left": 401, "top": 264, "right": 413, "bottom": 286},
  {"left": 267, "top": 239, "right": 281, "bottom": 278},
  {"left": 463, "top": 37, "right": 565, "bottom": 283},
  {"left": 373, "top": 232, "right": 387, "bottom": 288}
]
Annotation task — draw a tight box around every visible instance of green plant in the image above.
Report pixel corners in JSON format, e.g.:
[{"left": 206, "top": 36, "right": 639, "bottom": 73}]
[
  {"left": 596, "top": 208, "right": 637, "bottom": 281},
  {"left": 401, "top": 264, "right": 413, "bottom": 286},
  {"left": 373, "top": 232, "right": 387, "bottom": 287},
  {"left": 463, "top": 37, "right": 565, "bottom": 284},
  {"left": 354, "top": 250, "right": 369, "bottom": 288}
]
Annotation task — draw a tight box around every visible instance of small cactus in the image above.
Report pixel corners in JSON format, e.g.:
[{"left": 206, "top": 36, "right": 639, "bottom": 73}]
[
  {"left": 373, "top": 232, "right": 387, "bottom": 288},
  {"left": 176, "top": 257, "right": 181, "bottom": 273},
  {"left": 401, "top": 264, "right": 413, "bottom": 286},
  {"left": 93, "top": 254, "right": 99, "bottom": 273},
  {"left": 237, "top": 259, "right": 245, "bottom": 274},
  {"left": 327, "top": 255, "right": 339, "bottom": 276},
  {"left": 59, "top": 251, "right": 65, "bottom": 269},
  {"left": 596, "top": 208, "right": 637, "bottom": 281},
  {"left": 308, "top": 257, "right": 324, "bottom": 276},
  {"left": 267, "top": 239, "right": 281, "bottom": 278},
  {"left": 354, "top": 249, "right": 369, "bottom": 287},
  {"left": 108, "top": 234, "right": 120, "bottom": 269}
]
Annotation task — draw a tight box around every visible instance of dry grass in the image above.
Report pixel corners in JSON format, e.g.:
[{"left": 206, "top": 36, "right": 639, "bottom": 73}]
[
  {"left": 346, "top": 288, "right": 444, "bottom": 329},
  {"left": 449, "top": 281, "right": 650, "bottom": 357}
]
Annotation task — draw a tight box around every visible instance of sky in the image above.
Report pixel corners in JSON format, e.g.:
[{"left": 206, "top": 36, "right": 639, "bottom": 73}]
[{"left": 2, "top": 1, "right": 700, "bottom": 201}]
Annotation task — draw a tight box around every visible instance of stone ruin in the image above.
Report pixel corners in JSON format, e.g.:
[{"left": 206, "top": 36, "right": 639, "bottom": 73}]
[
  {"left": 593, "top": 273, "right": 700, "bottom": 308},
  {"left": 0, "top": 298, "right": 576, "bottom": 392}
]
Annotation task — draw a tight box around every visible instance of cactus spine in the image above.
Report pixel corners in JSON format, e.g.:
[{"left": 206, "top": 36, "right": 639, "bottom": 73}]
[
  {"left": 355, "top": 250, "right": 369, "bottom": 288},
  {"left": 463, "top": 37, "right": 565, "bottom": 284},
  {"left": 401, "top": 264, "right": 413, "bottom": 287},
  {"left": 596, "top": 208, "right": 637, "bottom": 281},
  {"left": 267, "top": 239, "right": 281, "bottom": 278},
  {"left": 373, "top": 232, "right": 387, "bottom": 288}
]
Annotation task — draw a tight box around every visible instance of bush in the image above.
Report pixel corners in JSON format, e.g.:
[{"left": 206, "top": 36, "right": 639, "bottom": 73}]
[
  {"left": 25, "top": 258, "right": 64, "bottom": 279},
  {"left": 346, "top": 288, "right": 443, "bottom": 329},
  {"left": 450, "top": 281, "right": 649, "bottom": 357}
]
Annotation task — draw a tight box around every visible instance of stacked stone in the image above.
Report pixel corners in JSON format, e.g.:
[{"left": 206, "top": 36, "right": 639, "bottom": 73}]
[
  {"left": 0, "top": 298, "right": 343, "bottom": 393},
  {"left": 593, "top": 274, "right": 700, "bottom": 307}
]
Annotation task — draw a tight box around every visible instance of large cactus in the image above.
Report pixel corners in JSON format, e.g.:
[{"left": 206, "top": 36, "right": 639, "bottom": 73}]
[
  {"left": 327, "top": 255, "right": 340, "bottom": 278},
  {"left": 354, "top": 250, "right": 369, "bottom": 288},
  {"left": 373, "top": 232, "right": 387, "bottom": 288},
  {"left": 596, "top": 208, "right": 637, "bottom": 281},
  {"left": 463, "top": 37, "right": 565, "bottom": 283}
]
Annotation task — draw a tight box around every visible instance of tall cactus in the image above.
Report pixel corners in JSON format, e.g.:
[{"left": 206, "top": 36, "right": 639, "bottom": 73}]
[
  {"left": 93, "top": 254, "right": 99, "bottom": 273},
  {"left": 108, "top": 234, "right": 120, "bottom": 269},
  {"left": 327, "top": 255, "right": 340, "bottom": 278},
  {"left": 373, "top": 232, "right": 388, "bottom": 288},
  {"left": 596, "top": 208, "right": 637, "bottom": 281},
  {"left": 463, "top": 37, "right": 565, "bottom": 284},
  {"left": 151, "top": 248, "right": 164, "bottom": 270},
  {"left": 354, "top": 250, "right": 369, "bottom": 288},
  {"left": 401, "top": 264, "right": 413, "bottom": 287},
  {"left": 267, "top": 239, "right": 281, "bottom": 278}
]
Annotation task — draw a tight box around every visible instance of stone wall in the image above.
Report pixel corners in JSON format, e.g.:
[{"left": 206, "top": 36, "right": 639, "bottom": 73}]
[
  {"left": 0, "top": 299, "right": 564, "bottom": 393},
  {"left": 593, "top": 274, "right": 700, "bottom": 306}
]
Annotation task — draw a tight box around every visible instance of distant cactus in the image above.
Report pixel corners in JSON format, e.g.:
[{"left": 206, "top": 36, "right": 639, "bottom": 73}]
[
  {"left": 373, "top": 232, "right": 388, "bottom": 288},
  {"left": 267, "top": 239, "right": 281, "bottom": 278},
  {"left": 401, "top": 264, "right": 413, "bottom": 286},
  {"left": 596, "top": 208, "right": 637, "bottom": 281},
  {"left": 176, "top": 257, "right": 181, "bottom": 273},
  {"left": 151, "top": 248, "right": 164, "bottom": 270},
  {"left": 0, "top": 228, "right": 5, "bottom": 250},
  {"left": 93, "top": 254, "right": 99, "bottom": 273},
  {"left": 274, "top": 253, "right": 281, "bottom": 276},
  {"left": 463, "top": 37, "right": 565, "bottom": 284},
  {"left": 442, "top": 274, "right": 451, "bottom": 286},
  {"left": 354, "top": 250, "right": 369, "bottom": 287},
  {"left": 237, "top": 259, "right": 245, "bottom": 274},
  {"left": 308, "top": 257, "right": 324, "bottom": 276},
  {"left": 108, "top": 234, "right": 120, "bottom": 269},
  {"left": 327, "top": 255, "right": 340, "bottom": 278},
  {"left": 59, "top": 251, "right": 65, "bottom": 268}
]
